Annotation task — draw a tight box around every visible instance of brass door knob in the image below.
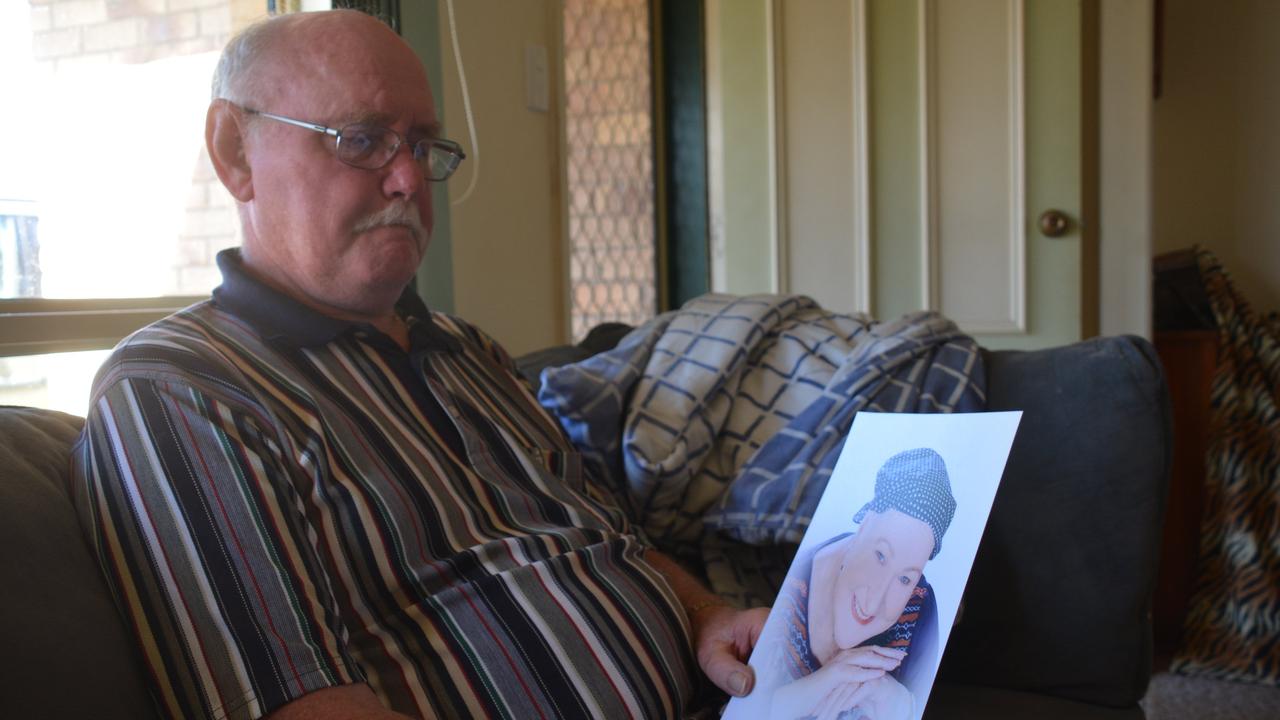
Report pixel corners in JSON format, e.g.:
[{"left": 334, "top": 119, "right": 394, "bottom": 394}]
[{"left": 1038, "top": 210, "right": 1071, "bottom": 238}]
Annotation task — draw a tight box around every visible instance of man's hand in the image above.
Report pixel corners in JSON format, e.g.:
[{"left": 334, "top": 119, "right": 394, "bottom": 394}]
[
  {"left": 691, "top": 604, "right": 770, "bottom": 697},
  {"left": 641, "top": 550, "right": 770, "bottom": 697}
]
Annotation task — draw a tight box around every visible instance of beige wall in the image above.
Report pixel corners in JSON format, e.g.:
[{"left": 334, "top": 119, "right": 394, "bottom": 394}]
[
  {"left": 1153, "top": 0, "right": 1280, "bottom": 314},
  {"left": 435, "top": 0, "right": 566, "bottom": 355}
]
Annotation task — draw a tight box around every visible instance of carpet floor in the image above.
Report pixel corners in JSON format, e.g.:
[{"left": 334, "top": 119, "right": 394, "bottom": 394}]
[{"left": 1141, "top": 672, "right": 1280, "bottom": 720}]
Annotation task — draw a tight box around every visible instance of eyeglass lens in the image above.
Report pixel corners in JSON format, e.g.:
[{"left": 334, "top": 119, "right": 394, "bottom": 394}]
[{"left": 336, "top": 125, "right": 461, "bottom": 181}]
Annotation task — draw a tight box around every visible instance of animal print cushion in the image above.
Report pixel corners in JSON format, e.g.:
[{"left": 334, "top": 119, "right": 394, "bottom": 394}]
[{"left": 1170, "top": 249, "right": 1280, "bottom": 687}]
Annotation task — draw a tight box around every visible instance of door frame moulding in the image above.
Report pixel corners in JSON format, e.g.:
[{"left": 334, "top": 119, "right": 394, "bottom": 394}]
[
  {"left": 918, "top": 0, "right": 933, "bottom": 312},
  {"left": 768, "top": 0, "right": 787, "bottom": 294},
  {"left": 850, "top": 0, "right": 871, "bottom": 313}
]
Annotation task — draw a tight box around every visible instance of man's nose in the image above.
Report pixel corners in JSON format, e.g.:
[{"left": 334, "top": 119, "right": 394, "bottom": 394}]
[{"left": 382, "top": 141, "right": 427, "bottom": 199}]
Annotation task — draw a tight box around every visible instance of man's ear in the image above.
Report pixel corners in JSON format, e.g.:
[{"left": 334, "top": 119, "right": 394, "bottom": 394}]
[{"left": 206, "top": 99, "right": 254, "bottom": 202}]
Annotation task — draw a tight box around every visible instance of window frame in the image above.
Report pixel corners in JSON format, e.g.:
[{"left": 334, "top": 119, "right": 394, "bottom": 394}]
[{"left": 0, "top": 297, "right": 205, "bottom": 357}]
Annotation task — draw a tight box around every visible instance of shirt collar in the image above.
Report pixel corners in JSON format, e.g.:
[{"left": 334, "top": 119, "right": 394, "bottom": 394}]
[{"left": 211, "top": 248, "right": 460, "bottom": 352}]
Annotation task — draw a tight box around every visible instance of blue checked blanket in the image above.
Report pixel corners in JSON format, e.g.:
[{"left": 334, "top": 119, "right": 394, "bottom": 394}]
[{"left": 538, "top": 294, "right": 985, "bottom": 604}]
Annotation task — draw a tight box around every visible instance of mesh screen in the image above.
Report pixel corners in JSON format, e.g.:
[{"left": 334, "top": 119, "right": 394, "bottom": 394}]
[{"left": 563, "top": 0, "right": 657, "bottom": 341}]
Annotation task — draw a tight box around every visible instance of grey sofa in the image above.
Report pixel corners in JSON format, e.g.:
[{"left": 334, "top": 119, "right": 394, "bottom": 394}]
[{"left": 0, "top": 334, "right": 1170, "bottom": 719}]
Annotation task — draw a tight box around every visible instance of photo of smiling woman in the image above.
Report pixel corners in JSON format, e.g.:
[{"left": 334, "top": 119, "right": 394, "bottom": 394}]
[{"left": 767, "top": 447, "right": 956, "bottom": 720}]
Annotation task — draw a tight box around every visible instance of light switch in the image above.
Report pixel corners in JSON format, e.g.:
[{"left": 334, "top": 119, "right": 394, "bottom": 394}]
[{"left": 525, "top": 45, "right": 549, "bottom": 113}]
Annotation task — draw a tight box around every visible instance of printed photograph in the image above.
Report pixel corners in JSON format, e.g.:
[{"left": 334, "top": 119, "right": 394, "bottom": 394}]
[{"left": 725, "top": 411, "right": 1020, "bottom": 720}]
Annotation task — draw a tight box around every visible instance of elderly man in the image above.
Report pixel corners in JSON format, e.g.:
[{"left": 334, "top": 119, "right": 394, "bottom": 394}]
[{"left": 73, "top": 9, "right": 765, "bottom": 720}]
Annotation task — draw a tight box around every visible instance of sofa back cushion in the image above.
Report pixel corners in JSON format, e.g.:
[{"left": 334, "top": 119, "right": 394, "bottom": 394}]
[
  {"left": 936, "top": 336, "right": 1171, "bottom": 708},
  {"left": 0, "top": 406, "right": 156, "bottom": 719}
]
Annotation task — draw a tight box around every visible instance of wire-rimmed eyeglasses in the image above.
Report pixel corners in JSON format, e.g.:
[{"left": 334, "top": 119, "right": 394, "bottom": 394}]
[{"left": 243, "top": 108, "right": 466, "bottom": 182}]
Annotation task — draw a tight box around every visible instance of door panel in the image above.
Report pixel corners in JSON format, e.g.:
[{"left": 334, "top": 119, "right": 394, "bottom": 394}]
[
  {"left": 779, "top": 0, "right": 870, "bottom": 313},
  {"left": 927, "top": 0, "right": 1027, "bottom": 334}
]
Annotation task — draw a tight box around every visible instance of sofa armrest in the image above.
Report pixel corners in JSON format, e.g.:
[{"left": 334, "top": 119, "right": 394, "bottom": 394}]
[
  {"left": 937, "top": 336, "right": 1172, "bottom": 708},
  {"left": 0, "top": 406, "right": 157, "bottom": 719}
]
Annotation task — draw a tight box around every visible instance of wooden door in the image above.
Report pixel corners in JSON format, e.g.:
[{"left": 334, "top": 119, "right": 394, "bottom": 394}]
[{"left": 708, "top": 0, "right": 1096, "bottom": 349}]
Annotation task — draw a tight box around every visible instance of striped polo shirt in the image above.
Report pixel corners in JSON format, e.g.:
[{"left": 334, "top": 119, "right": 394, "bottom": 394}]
[{"left": 72, "top": 249, "right": 696, "bottom": 719}]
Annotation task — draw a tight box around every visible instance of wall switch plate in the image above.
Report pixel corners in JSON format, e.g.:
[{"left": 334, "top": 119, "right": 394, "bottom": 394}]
[{"left": 525, "top": 44, "right": 549, "bottom": 113}]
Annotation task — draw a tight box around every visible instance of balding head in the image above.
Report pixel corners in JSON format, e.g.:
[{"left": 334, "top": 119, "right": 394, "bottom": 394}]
[{"left": 212, "top": 10, "right": 420, "bottom": 110}]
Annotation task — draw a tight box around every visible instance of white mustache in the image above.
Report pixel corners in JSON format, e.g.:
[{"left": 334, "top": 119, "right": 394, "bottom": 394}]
[{"left": 353, "top": 202, "right": 428, "bottom": 245}]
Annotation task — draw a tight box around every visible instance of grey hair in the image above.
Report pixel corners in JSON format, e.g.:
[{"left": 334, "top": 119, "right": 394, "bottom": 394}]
[
  {"left": 211, "top": 19, "right": 263, "bottom": 104},
  {"left": 210, "top": 16, "right": 284, "bottom": 105}
]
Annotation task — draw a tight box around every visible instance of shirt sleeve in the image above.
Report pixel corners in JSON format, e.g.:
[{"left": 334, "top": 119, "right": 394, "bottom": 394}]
[{"left": 72, "top": 373, "right": 364, "bottom": 720}]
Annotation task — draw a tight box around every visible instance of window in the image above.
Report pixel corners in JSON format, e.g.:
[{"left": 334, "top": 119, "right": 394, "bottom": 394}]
[
  {"left": 0, "top": 0, "right": 264, "bottom": 414},
  {"left": 0, "top": 201, "right": 40, "bottom": 298}
]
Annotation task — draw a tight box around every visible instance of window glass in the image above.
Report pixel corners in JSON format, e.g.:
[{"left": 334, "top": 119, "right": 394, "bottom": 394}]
[
  {"left": 0, "top": 349, "right": 111, "bottom": 416},
  {"left": 0, "top": 0, "right": 263, "bottom": 300}
]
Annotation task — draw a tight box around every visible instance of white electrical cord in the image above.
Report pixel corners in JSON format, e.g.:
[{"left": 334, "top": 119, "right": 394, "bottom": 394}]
[{"left": 444, "top": 0, "right": 479, "bottom": 207}]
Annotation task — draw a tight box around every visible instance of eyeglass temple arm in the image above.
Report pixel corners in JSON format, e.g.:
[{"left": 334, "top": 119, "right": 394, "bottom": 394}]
[{"left": 247, "top": 109, "right": 340, "bottom": 138}]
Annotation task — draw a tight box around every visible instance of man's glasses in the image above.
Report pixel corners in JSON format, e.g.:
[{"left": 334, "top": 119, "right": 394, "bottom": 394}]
[{"left": 244, "top": 108, "right": 466, "bottom": 182}]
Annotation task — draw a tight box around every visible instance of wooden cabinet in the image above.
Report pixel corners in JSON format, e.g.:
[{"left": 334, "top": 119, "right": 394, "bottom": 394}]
[{"left": 1152, "top": 330, "right": 1218, "bottom": 662}]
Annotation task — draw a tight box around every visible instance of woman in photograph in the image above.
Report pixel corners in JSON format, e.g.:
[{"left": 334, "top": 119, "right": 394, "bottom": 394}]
[{"left": 769, "top": 447, "right": 957, "bottom": 720}]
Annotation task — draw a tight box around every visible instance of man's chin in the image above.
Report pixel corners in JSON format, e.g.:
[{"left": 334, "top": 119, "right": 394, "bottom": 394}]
[
  {"left": 373, "top": 237, "right": 432, "bottom": 277},
  {"left": 365, "top": 258, "right": 421, "bottom": 292}
]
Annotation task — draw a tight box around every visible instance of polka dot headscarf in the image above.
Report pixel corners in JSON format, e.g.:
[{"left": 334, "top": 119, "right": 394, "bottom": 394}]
[{"left": 853, "top": 447, "right": 956, "bottom": 560}]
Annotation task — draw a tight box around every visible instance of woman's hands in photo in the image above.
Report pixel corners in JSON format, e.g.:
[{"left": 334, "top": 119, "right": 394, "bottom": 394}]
[
  {"left": 812, "top": 645, "right": 905, "bottom": 696},
  {"left": 849, "top": 675, "right": 913, "bottom": 720},
  {"left": 807, "top": 674, "right": 913, "bottom": 720},
  {"left": 772, "top": 645, "right": 906, "bottom": 719}
]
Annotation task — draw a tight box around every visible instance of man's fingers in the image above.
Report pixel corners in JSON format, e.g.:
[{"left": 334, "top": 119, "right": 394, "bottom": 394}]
[
  {"left": 694, "top": 606, "right": 770, "bottom": 697},
  {"left": 702, "top": 643, "right": 755, "bottom": 697},
  {"left": 735, "top": 607, "right": 770, "bottom": 655}
]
